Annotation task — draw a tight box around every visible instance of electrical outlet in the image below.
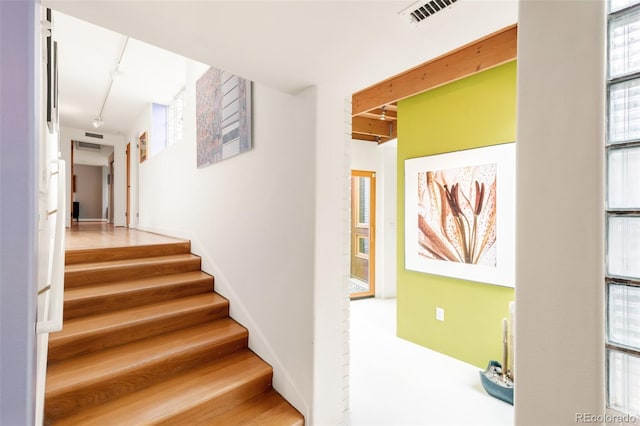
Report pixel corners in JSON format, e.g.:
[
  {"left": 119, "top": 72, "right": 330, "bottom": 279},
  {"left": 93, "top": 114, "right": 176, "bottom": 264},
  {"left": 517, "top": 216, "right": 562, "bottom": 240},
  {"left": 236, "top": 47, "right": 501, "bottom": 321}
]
[{"left": 436, "top": 307, "right": 445, "bottom": 321}]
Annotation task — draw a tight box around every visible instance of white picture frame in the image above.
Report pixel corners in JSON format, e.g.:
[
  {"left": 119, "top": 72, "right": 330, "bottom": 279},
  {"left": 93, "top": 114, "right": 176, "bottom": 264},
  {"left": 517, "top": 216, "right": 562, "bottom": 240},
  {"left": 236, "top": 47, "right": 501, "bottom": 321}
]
[{"left": 404, "top": 142, "right": 515, "bottom": 287}]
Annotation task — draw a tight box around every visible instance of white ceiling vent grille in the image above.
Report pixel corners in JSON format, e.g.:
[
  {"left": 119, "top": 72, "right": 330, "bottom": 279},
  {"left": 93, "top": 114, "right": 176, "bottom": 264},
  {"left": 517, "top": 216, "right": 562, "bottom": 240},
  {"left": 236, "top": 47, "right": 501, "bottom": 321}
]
[{"left": 399, "top": 0, "right": 458, "bottom": 24}]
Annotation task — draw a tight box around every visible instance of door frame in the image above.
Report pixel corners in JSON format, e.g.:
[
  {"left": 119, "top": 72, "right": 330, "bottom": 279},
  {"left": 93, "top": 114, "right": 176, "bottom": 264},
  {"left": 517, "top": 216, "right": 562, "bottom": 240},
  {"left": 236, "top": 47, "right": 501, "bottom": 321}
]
[
  {"left": 108, "top": 152, "right": 114, "bottom": 224},
  {"left": 126, "top": 142, "right": 131, "bottom": 227},
  {"left": 70, "top": 140, "right": 74, "bottom": 224},
  {"left": 350, "top": 169, "right": 376, "bottom": 299}
]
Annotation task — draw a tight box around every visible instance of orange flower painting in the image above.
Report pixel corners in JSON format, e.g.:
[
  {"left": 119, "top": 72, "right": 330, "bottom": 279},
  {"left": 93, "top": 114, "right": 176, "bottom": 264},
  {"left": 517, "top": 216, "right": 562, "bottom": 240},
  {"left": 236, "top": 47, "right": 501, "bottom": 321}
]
[
  {"left": 405, "top": 143, "right": 515, "bottom": 287},
  {"left": 417, "top": 163, "right": 497, "bottom": 266}
]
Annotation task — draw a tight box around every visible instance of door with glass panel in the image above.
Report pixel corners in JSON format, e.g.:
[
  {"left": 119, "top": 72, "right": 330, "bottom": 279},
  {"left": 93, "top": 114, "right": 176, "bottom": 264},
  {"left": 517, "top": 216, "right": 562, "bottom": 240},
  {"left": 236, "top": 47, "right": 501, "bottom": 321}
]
[
  {"left": 607, "top": 1, "right": 640, "bottom": 415},
  {"left": 350, "top": 170, "right": 375, "bottom": 299}
]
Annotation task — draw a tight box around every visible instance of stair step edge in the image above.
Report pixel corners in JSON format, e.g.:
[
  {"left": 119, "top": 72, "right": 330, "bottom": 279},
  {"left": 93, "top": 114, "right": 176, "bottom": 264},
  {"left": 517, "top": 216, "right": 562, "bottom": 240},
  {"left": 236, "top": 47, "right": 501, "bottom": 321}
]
[
  {"left": 65, "top": 270, "right": 213, "bottom": 298},
  {"left": 65, "top": 241, "right": 191, "bottom": 265},
  {"left": 63, "top": 254, "right": 203, "bottom": 288},
  {"left": 65, "top": 253, "right": 201, "bottom": 272}
]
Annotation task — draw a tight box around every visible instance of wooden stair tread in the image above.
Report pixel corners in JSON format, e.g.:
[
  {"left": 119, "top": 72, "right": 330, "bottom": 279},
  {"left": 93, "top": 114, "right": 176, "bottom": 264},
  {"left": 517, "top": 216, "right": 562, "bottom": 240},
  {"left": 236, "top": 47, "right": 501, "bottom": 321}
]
[
  {"left": 49, "top": 293, "right": 229, "bottom": 361},
  {"left": 65, "top": 253, "right": 200, "bottom": 273},
  {"left": 201, "top": 389, "right": 304, "bottom": 425},
  {"left": 54, "top": 350, "right": 273, "bottom": 426},
  {"left": 65, "top": 241, "right": 191, "bottom": 265},
  {"left": 64, "top": 271, "right": 213, "bottom": 319},
  {"left": 65, "top": 271, "right": 212, "bottom": 301},
  {"left": 64, "top": 254, "right": 201, "bottom": 287}
]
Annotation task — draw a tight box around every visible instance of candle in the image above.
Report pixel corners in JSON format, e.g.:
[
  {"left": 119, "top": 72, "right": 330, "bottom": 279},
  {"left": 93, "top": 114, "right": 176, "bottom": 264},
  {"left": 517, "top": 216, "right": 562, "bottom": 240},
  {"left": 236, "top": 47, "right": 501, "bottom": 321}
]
[{"left": 502, "top": 317, "right": 508, "bottom": 379}]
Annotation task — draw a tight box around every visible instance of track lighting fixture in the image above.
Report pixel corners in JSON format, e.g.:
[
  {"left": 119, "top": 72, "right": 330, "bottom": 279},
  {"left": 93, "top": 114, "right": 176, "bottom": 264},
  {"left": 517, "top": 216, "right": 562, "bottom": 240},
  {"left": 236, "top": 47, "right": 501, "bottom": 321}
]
[{"left": 91, "top": 37, "right": 129, "bottom": 129}]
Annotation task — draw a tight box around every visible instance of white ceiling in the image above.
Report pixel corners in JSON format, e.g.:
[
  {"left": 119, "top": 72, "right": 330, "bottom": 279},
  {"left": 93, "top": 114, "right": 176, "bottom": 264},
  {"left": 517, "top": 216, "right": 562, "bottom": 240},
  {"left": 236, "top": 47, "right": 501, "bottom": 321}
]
[
  {"left": 47, "top": 0, "right": 518, "bottom": 136},
  {"left": 54, "top": 11, "right": 193, "bottom": 135}
]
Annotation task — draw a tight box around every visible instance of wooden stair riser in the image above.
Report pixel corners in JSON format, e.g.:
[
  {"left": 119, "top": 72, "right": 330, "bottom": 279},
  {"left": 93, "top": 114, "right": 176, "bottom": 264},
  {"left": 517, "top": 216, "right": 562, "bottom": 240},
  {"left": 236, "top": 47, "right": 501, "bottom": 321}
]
[
  {"left": 48, "top": 298, "right": 229, "bottom": 362},
  {"left": 45, "top": 325, "right": 248, "bottom": 422},
  {"left": 64, "top": 273, "right": 214, "bottom": 320},
  {"left": 64, "top": 256, "right": 201, "bottom": 288},
  {"left": 65, "top": 242, "right": 191, "bottom": 265}
]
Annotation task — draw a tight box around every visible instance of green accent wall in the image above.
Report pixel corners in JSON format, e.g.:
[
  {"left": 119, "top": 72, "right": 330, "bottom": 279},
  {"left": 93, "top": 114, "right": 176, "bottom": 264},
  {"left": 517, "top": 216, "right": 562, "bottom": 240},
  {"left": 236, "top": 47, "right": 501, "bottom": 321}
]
[{"left": 397, "top": 61, "right": 516, "bottom": 368}]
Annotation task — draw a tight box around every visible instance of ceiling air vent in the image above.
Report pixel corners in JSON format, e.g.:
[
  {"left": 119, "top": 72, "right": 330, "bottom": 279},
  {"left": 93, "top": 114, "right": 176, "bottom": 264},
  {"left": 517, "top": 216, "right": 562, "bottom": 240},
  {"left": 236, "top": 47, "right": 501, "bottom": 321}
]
[
  {"left": 84, "top": 132, "right": 104, "bottom": 139},
  {"left": 76, "top": 141, "right": 102, "bottom": 150},
  {"left": 399, "top": 0, "right": 458, "bottom": 24}
]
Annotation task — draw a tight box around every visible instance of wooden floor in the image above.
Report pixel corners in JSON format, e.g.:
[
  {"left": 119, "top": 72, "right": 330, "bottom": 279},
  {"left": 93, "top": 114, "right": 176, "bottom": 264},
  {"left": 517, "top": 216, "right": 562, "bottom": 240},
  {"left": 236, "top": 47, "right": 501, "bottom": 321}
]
[{"left": 66, "top": 222, "right": 185, "bottom": 251}]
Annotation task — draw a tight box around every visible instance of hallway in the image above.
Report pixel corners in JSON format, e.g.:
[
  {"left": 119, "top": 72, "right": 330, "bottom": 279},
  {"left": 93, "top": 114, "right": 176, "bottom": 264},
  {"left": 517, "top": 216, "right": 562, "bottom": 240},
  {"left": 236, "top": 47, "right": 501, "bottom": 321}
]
[{"left": 349, "top": 298, "right": 513, "bottom": 425}]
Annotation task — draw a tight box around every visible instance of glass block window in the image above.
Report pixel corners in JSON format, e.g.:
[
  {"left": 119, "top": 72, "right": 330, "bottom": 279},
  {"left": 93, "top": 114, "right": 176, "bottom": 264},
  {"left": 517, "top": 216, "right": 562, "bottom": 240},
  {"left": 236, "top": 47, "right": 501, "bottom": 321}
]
[
  {"left": 608, "top": 147, "right": 640, "bottom": 208},
  {"left": 610, "top": 8, "right": 640, "bottom": 78},
  {"left": 608, "top": 216, "right": 640, "bottom": 278},
  {"left": 609, "top": 79, "right": 640, "bottom": 143},
  {"left": 613, "top": 0, "right": 640, "bottom": 13},
  {"left": 609, "top": 350, "right": 640, "bottom": 414},
  {"left": 608, "top": 0, "right": 640, "bottom": 417},
  {"left": 609, "top": 284, "right": 640, "bottom": 348}
]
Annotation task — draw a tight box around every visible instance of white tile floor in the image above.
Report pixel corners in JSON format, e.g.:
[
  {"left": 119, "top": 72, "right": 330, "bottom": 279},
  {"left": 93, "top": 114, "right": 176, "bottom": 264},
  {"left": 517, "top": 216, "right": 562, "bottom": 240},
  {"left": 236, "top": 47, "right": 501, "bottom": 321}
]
[{"left": 349, "top": 298, "right": 513, "bottom": 426}]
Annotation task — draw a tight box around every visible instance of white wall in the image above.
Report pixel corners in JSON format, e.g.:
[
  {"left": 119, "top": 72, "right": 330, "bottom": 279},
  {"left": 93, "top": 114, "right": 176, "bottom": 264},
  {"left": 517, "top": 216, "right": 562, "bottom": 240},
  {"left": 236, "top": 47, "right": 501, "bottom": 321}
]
[
  {"left": 73, "top": 144, "right": 112, "bottom": 167},
  {"left": 350, "top": 138, "right": 397, "bottom": 299},
  {"left": 311, "top": 88, "right": 350, "bottom": 425},
  {"left": 0, "top": 1, "right": 38, "bottom": 424},
  {"left": 59, "top": 127, "right": 126, "bottom": 226},
  {"left": 127, "top": 104, "right": 152, "bottom": 229},
  {"left": 515, "top": 0, "right": 605, "bottom": 423},
  {"left": 135, "top": 60, "right": 315, "bottom": 420},
  {"left": 379, "top": 140, "right": 397, "bottom": 299}
]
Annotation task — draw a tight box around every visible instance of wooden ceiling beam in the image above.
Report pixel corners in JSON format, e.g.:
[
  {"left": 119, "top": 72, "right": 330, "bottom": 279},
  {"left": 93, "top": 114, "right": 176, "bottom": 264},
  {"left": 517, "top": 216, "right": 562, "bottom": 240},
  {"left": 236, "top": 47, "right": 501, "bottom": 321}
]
[
  {"left": 352, "top": 116, "right": 393, "bottom": 138},
  {"left": 351, "top": 120, "right": 397, "bottom": 144},
  {"left": 352, "top": 134, "right": 381, "bottom": 142},
  {"left": 368, "top": 108, "right": 398, "bottom": 120},
  {"left": 352, "top": 24, "right": 517, "bottom": 116}
]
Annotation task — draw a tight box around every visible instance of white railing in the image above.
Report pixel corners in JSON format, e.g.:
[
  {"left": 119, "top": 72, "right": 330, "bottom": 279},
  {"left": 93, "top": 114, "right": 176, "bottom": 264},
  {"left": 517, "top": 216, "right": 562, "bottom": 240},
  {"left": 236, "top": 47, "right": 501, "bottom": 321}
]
[{"left": 36, "top": 158, "right": 65, "bottom": 334}]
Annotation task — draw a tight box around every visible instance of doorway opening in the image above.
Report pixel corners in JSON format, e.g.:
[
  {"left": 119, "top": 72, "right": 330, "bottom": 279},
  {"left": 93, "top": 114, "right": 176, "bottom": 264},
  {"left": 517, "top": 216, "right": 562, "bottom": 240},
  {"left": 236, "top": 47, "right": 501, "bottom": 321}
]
[
  {"left": 350, "top": 170, "right": 376, "bottom": 299},
  {"left": 70, "top": 140, "right": 113, "bottom": 223}
]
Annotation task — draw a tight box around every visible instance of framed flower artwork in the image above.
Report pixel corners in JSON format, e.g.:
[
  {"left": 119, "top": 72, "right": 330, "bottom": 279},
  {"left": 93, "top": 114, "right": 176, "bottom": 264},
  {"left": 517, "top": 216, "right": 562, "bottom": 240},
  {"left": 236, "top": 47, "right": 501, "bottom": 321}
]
[{"left": 404, "top": 143, "right": 515, "bottom": 287}]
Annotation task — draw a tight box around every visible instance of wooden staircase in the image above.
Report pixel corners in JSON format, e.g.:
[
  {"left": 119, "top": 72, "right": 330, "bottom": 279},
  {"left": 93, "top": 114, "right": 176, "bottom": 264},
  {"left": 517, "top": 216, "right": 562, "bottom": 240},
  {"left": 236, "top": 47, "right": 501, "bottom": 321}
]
[{"left": 45, "top": 240, "right": 304, "bottom": 425}]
